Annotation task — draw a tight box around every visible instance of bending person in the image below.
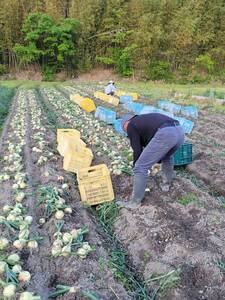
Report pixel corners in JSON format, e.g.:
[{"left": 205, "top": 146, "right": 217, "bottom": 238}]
[{"left": 118, "top": 113, "right": 185, "bottom": 208}]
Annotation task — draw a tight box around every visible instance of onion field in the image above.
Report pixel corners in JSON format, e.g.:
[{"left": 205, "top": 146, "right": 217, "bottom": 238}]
[{"left": 1, "top": 83, "right": 225, "bottom": 300}]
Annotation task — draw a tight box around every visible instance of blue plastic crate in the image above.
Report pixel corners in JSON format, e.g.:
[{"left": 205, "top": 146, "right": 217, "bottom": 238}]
[
  {"left": 156, "top": 109, "right": 174, "bottom": 117},
  {"left": 95, "top": 106, "right": 116, "bottom": 124},
  {"left": 181, "top": 106, "right": 198, "bottom": 118},
  {"left": 120, "top": 95, "right": 133, "bottom": 104},
  {"left": 168, "top": 103, "right": 181, "bottom": 114},
  {"left": 157, "top": 99, "right": 171, "bottom": 110},
  {"left": 114, "top": 119, "right": 127, "bottom": 136},
  {"left": 173, "top": 143, "right": 192, "bottom": 166},
  {"left": 140, "top": 105, "right": 158, "bottom": 114},
  {"left": 175, "top": 116, "right": 194, "bottom": 134},
  {"left": 127, "top": 102, "right": 144, "bottom": 114},
  {"left": 158, "top": 100, "right": 181, "bottom": 114}
]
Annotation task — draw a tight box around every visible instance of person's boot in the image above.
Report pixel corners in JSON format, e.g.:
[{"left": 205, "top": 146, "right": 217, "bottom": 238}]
[
  {"left": 117, "top": 175, "right": 148, "bottom": 209},
  {"left": 161, "top": 162, "right": 175, "bottom": 192}
]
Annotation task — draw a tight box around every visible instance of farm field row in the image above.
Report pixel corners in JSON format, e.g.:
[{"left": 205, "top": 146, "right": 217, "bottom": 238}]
[
  {"left": 1, "top": 84, "right": 225, "bottom": 300},
  {"left": 61, "top": 85, "right": 225, "bottom": 198},
  {"left": 0, "top": 88, "right": 131, "bottom": 299},
  {"left": 39, "top": 87, "right": 225, "bottom": 299}
]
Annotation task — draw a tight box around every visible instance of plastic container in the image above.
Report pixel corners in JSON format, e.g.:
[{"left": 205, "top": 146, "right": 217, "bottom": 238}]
[
  {"left": 166, "top": 103, "right": 181, "bottom": 114},
  {"left": 126, "top": 102, "right": 144, "bottom": 114},
  {"left": 70, "top": 94, "right": 83, "bottom": 105},
  {"left": 175, "top": 117, "right": 194, "bottom": 134},
  {"left": 57, "top": 129, "right": 80, "bottom": 144},
  {"left": 129, "top": 92, "right": 139, "bottom": 101},
  {"left": 140, "top": 105, "right": 159, "bottom": 114},
  {"left": 63, "top": 148, "right": 93, "bottom": 173},
  {"left": 115, "top": 90, "right": 139, "bottom": 100},
  {"left": 173, "top": 143, "right": 193, "bottom": 166},
  {"left": 115, "top": 90, "right": 126, "bottom": 97},
  {"left": 80, "top": 98, "right": 96, "bottom": 113},
  {"left": 114, "top": 119, "right": 127, "bottom": 136},
  {"left": 157, "top": 99, "right": 171, "bottom": 110},
  {"left": 77, "top": 164, "right": 114, "bottom": 206},
  {"left": 57, "top": 137, "right": 86, "bottom": 156},
  {"left": 95, "top": 106, "right": 116, "bottom": 124},
  {"left": 120, "top": 95, "right": 133, "bottom": 104},
  {"left": 181, "top": 106, "right": 198, "bottom": 118},
  {"left": 94, "top": 91, "right": 103, "bottom": 98},
  {"left": 105, "top": 95, "right": 119, "bottom": 106},
  {"left": 158, "top": 100, "right": 181, "bottom": 114},
  {"left": 94, "top": 91, "right": 119, "bottom": 106},
  {"left": 156, "top": 109, "right": 174, "bottom": 117}
]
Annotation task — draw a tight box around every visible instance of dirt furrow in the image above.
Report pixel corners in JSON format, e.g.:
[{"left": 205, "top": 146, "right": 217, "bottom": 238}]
[
  {"left": 41, "top": 86, "right": 225, "bottom": 299},
  {"left": 21, "top": 94, "right": 52, "bottom": 299},
  {"left": 0, "top": 89, "right": 19, "bottom": 153},
  {"left": 34, "top": 89, "right": 135, "bottom": 299}
]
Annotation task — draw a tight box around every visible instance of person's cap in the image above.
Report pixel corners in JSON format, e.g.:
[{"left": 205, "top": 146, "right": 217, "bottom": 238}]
[
  {"left": 108, "top": 80, "right": 114, "bottom": 84},
  {"left": 121, "top": 114, "right": 133, "bottom": 131}
]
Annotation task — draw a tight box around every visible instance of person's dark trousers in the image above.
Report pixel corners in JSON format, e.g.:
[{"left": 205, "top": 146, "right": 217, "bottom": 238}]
[
  {"left": 132, "top": 125, "right": 185, "bottom": 203},
  {"left": 107, "top": 92, "right": 115, "bottom": 96}
]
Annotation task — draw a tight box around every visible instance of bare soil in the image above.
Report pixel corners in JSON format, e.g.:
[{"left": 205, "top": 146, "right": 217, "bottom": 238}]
[{"left": 40, "top": 87, "right": 225, "bottom": 299}]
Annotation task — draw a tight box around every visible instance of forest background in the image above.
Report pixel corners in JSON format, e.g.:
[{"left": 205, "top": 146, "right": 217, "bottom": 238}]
[{"left": 0, "top": 0, "right": 225, "bottom": 82}]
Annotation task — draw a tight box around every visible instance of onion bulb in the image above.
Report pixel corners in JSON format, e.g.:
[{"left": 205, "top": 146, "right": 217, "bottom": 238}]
[
  {"left": 13, "top": 239, "right": 26, "bottom": 250},
  {"left": 0, "top": 237, "right": 9, "bottom": 250},
  {"left": 12, "top": 264, "right": 22, "bottom": 273},
  {"left": 24, "top": 215, "right": 33, "bottom": 224},
  {"left": 61, "top": 244, "right": 71, "bottom": 257},
  {"left": 62, "top": 233, "right": 72, "bottom": 244},
  {"left": 55, "top": 210, "right": 64, "bottom": 220},
  {"left": 7, "top": 253, "right": 20, "bottom": 265},
  {"left": 64, "top": 207, "right": 72, "bottom": 214},
  {"left": 18, "top": 271, "right": 31, "bottom": 282},
  {"left": 16, "top": 192, "right": 25, "bottom": 202},
  {"left": 3, "top": 284, "right": 16, "bottom": 298},
  {"left": 38, "top": 218, "right": 45, "bottom": 225},
  {"left": 19, "top": 291, "right": 41, "bottom": 300},
  {"left": 0, "top": 260, "right": 6, "bottom": 274},
  {"left": 27, "top": 240, "right": 38, "bottom": 249},
  {"left": 70, "top": 229, "right": 79, "bottom": 239},
  {"left": 3, "top": 205, "right": 11, "bottom": 213},
  {"left": 51, "top": 246, "right": 61, "bottom": 257}
]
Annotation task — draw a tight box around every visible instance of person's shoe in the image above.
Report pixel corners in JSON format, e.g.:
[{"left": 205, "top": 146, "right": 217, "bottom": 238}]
[
  {"left": 161, "top": 183, "right": 170, "bottom": 192},
  {"left": 116, "top": 199, "right": 142, "bottom": 209}
]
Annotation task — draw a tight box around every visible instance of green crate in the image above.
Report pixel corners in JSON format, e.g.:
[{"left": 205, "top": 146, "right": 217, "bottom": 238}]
[{"left": 173, "top": 143, "right": 192, "bottom": 166}]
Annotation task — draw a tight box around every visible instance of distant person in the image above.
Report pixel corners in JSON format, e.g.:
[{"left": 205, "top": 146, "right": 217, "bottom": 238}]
[
  {"left": 105, "top": 80, "right": 116, "bottom": 96},
  {"left": 117, "top": 113, "right": 185, "bottom": 208}
]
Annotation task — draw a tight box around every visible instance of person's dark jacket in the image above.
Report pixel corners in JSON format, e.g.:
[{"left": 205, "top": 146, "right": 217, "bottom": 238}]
[{"left": 127, "top": 113, "right": 178, "bottom": 164}]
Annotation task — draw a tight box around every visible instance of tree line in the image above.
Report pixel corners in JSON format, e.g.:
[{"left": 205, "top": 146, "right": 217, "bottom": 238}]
[{"left": 0, "top": 0, "right": 225, "bottom": 82}]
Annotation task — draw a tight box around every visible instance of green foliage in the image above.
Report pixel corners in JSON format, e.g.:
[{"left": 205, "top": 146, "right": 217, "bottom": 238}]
[
  {"left": 112, "top": 44, "right": 137, "bottom": 77},
  {"left": 95, "top": 56, "right": 114, "bottom": 66},
  {"left": 196, "top": 54, "right": 215, "bottom": 74},
  {"left": 13, "top": 12, "right": 80, "bottom": 80},
  {"left": 0, "top": 1, "right": 225, "bottom": 80},
  {"left": 147, "top": 269, "right": 181, "bottom": 299},
  {"left": 191, "top": 74, "right": 210, "bottom": 84},
  {"left": 0, "top": 64, "right": 7, "bottom": 75},
  {"left": 42, "top": 66, "right": 56, "bottom": 81},
  {"left": 146, "top": 60, "right": 173, "bottom": 81},
  {"left": 178, "top": 193, "right": 199, "bottom": 206},
  {"left": 13, "top": 42, "right": 42, "bottom": 65},
  {"left": 0, "top": 86, "right": 14, "bottom": 133}
]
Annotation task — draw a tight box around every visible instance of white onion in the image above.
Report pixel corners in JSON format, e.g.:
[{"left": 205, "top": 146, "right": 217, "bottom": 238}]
[
  {"left": 7, "top": 253, "right": 20, "bottom": 265},
  {"left": 0, "top": 237, "right": 9, "bottom": 250},
  {"left": 3, "top": 284, "right": 16, "bottom": 298},
  {"left": 0, "top": 260, "right": 6, "bottom": 274},
  {"left": 55, "top": 210, "right": 64, "bottom": 220},
  {"left": 18, "top": 271, "right": 31, "bottom": 282},
  {"left": 27, "top": 240, "right": 38, "bottom": 249}
]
